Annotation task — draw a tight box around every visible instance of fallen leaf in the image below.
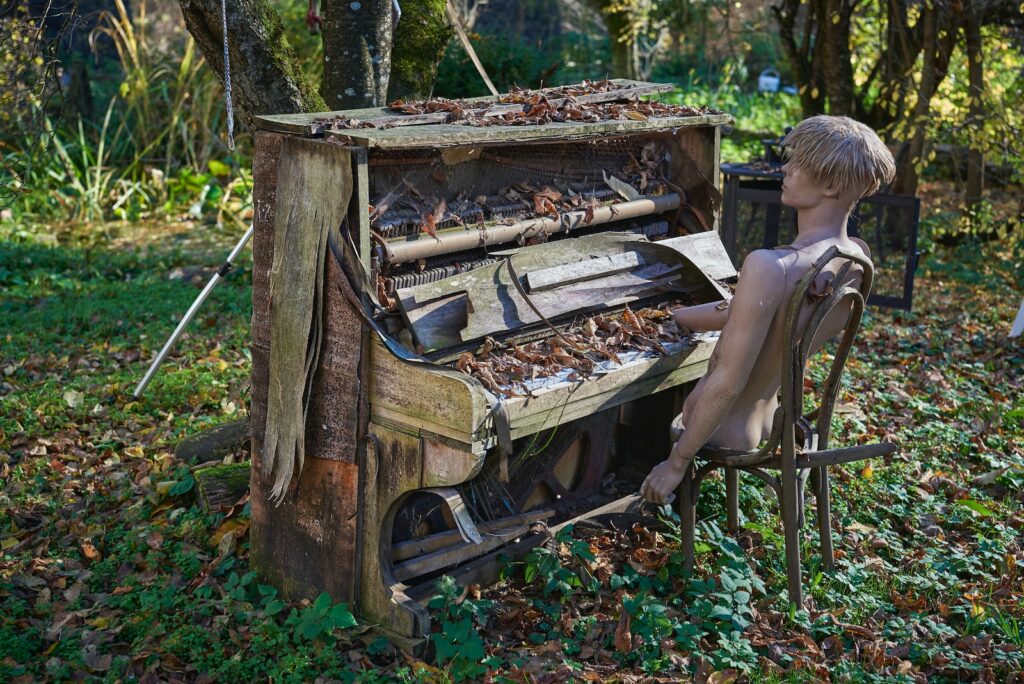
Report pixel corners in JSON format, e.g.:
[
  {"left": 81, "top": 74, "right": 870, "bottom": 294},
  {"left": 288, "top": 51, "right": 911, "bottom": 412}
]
[
  {"left": 614, "top": 607, "right": 632, "bottom": 653},
  {"left": 707, "top": 670, "right": 738, "bottom": 684},
  {"left": 80, "top": 541, "right": 101, "bottom": 562}
]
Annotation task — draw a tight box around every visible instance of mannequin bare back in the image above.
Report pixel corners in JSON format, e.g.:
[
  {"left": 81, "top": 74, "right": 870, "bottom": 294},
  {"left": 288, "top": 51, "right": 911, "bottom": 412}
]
[{"left": 641, "top": 116, "right": 896, "bottom": 504}]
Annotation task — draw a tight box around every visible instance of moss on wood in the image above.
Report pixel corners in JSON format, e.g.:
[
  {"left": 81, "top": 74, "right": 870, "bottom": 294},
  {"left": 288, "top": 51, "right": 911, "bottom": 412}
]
[
  {"left": 194, "top": 462, "right": 251, "bottom": 512},
  {"left": 387, "top": 0, "right": 453, "bottom": 102}
]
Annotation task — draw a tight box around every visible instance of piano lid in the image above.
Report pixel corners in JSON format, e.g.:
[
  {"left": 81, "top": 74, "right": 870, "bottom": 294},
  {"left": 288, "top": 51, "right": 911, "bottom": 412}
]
[{"left": 253, "top": 79, "right": 733, "bottom": 149}]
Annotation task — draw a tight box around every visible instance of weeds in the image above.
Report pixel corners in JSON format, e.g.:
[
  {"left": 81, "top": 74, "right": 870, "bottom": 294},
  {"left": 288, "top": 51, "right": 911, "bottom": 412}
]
[{"left": 3, "top": 0, "right": 247, "bottom": 228}]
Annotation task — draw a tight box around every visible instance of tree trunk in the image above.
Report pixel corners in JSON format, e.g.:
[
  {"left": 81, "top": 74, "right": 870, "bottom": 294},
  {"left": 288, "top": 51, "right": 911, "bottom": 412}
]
[
  {"left": 861, "top": 0, "right": 927, "bottom": 130},
  {"left": 964, "top": 7, "right": 984, "bottom": 215},
  {"left": 772, "top": 0, "right": 826, "bottom": 118},
  {"left": 589, "top": 0, "right": 639, "bottom": 79},
  {"left": 386, "top": 0, "right": 453, "bottom": 102},
  {"left": 822, "top": 0, "right": 855, "bottom": 115},
  {"left": 892, "top": 4, "right": 958, "bottom": 196},
  {"left": 179, "top": 0, "right": 326, "bottom": 124},
  {"left": 321, "top": 0, "right": 393, "bottom": 109}
]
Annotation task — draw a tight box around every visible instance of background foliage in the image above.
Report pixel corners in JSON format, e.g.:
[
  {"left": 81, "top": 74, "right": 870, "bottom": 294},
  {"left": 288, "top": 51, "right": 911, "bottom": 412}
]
[
  {"left": 1, "top": 0, "right": 1021, "bottom": 246},
  {"left": 0, "top": 0, "right": 1022, "bottom": 680}
]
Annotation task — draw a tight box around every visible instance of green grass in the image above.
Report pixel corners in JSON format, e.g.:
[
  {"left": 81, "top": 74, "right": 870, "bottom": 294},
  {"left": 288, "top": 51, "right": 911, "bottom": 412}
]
[{"left": 1, "top": 221, "right": 1022, "bottom": 682}]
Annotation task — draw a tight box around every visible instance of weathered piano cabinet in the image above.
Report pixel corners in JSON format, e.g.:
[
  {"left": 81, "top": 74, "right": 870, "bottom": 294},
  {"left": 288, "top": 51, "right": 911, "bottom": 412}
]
[{"left": 249, "top": 86, "right": 733, "bottom": 642}]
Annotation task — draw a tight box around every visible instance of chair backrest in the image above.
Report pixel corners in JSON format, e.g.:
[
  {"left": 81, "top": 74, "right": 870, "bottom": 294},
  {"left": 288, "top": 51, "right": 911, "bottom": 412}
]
[{"left": 778, "top": 246, "right": 874, "bottom": 457}]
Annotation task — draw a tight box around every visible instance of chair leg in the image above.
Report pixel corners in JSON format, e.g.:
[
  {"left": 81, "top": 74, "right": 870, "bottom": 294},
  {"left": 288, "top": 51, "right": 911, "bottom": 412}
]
[
  {"left": 725, "top": 468, "right": 740, "bottom": 535},
  {"left": 795, "top": 470, "right": 804, "bottom": 529},
  {"left": 780, "top": 460, "right": 803, "bottom": 607},
  {"left": 678, "top": 463, "right": 698, "bottom": 576},
  {"left": 814, "top": 466, "right": 835, "bottom": 571}
]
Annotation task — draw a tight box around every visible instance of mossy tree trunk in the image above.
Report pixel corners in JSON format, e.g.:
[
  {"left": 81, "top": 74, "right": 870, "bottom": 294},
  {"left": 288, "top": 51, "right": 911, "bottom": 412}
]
[
  {"left": 386, "top": 0, "right": 453, "bottom": 102},
  {"left": 321, "top": 0, "right": 394, "bottom": 109},
  {"left": 178, "top": 0, "right": 326, "bottom": 124},
  {"left": 586, "top": 0, "right": 639, "bottom": 79}
]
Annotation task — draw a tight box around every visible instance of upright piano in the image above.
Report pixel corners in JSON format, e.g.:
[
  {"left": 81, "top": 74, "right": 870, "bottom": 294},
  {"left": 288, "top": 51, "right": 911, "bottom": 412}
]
[{"left": 247, "top": 80, "right": 734, "bottom": 641}]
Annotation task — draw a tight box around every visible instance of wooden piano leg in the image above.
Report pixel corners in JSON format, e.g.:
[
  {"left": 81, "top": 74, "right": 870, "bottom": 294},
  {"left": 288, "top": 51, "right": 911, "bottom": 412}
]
[
  {"left": 677, "top": 463, "right": 698, "bottom": 576},
  {"left": 725, "top": 467, "right": 740, "bottom": 534},
  {"left": 358, "top": 426, "right": 432, "bottom": 641}
]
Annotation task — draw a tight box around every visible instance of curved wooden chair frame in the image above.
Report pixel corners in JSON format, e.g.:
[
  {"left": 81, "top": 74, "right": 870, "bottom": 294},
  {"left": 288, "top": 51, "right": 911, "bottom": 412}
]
[{"left": 672, "top": 245, "right": 897, "bottom": 606}]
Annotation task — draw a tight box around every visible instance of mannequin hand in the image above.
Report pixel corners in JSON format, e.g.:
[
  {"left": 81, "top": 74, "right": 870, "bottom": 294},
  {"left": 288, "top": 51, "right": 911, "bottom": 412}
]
[{"left": 640, "top": 450, "right": 692, "bottom": 505}]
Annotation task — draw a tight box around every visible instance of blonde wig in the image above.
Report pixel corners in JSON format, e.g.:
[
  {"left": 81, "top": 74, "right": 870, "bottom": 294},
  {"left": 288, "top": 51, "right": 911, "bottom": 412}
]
[{"left": 783, "top": 116, "right": 896, "bottom": 198}]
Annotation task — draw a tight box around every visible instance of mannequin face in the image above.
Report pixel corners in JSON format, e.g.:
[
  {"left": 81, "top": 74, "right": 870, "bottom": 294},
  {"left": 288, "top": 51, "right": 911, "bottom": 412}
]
[{"left": 780, "top": 161, "right": 836, "bottom": 209}]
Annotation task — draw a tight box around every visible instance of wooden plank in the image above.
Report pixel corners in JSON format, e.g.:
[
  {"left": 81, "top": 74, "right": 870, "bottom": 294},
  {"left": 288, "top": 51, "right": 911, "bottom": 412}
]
[
  {"left": 392, "top": 523, "right": 531, "bottom": 582},
  {"left": 329, "top": 114, "right": 732, "bottom": 149},
  {"left": 263, "top": 138, "right": 352, "bottom": 500},
  {"left": 460, "top": 264, "right": 682, "bottom": 342},
  {"left": 390, "top": 509, "right": 554, "bottom": 562},
  {"left": 252, "top": 80, "right": 680, "bottom": 135},
  {"left": 358, "top": 423, "right": 431, "bottom": 637},
  {"left": 399, "top": 292, "right": 468, "bottom": 351},
  {"left": 525, "top": 252, "right": 644, "bottom": 292},
  {"left": 368, "top": 336, "right": 490, "bottom": 445},
  {"left": 352, "top": 148, "right": 372, "bottom": 280}
]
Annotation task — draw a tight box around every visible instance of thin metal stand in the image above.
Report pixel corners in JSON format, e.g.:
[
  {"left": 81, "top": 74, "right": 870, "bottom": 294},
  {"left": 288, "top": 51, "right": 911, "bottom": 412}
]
[{"left": 133, "top": 225, "right": 254, "bottom": 397}]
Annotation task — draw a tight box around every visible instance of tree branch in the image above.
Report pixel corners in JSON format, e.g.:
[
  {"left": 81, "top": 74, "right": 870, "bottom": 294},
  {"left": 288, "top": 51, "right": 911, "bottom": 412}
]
[{"left": 179, "top": 0, "right": 326, "bottom": 123}]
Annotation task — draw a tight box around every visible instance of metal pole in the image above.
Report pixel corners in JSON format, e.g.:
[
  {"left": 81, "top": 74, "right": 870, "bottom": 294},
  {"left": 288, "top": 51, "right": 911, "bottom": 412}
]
[{"left": 133, "top": 225, "right": 254, "bottom": 398}]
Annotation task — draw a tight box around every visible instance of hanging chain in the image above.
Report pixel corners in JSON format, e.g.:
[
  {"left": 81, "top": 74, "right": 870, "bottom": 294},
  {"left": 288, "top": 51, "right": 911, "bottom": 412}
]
[{"left": 221, "top": 0, "right": 235, "bottom": 150}]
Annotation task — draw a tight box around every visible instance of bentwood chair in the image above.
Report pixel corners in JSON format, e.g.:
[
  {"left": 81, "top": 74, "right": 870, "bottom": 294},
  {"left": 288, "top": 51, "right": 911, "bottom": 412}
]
[{"left": 672, "top": 245, "right": 897, "bottom": 606}]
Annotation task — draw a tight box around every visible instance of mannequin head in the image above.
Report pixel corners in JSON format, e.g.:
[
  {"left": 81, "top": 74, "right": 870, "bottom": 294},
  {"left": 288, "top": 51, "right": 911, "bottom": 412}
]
[{"left": 780, "top": 116, "right": 896, "bottom": 210}]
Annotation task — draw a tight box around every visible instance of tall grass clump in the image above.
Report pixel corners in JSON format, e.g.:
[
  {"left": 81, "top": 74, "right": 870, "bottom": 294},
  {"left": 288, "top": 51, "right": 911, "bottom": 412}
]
[{"left": 2, "top": 0, "right": 251, "bottom": 228}]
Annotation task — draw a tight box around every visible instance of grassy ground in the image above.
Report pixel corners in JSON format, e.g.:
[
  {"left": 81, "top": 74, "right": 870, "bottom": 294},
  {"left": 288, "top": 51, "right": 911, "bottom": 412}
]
[{"left": 1, "top": 211, "right": 1022, "bottom": 682}]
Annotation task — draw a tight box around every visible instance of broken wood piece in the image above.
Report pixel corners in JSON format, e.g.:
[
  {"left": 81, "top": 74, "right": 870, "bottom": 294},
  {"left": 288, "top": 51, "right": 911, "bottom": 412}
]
[
  {"left": 398, "top": 292, "right": 469, "bottom": 351},
  {"left": 391, "top": 508, "right": 554, "bottom": 562},
  {"left": 194, "top": 462, "right": 251, "bottom": 513},
  {"left": 392, "top": 521, "right": 529, "bottom": 582},
  {"left": 174, "top": 417, "right": 250, "bottom": 464},
  {"left": 656, "top": 231, "right": 738, "bottom": 281},
  {"left": 460, "top": 264, "right": 683, "bottom": 342}
]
